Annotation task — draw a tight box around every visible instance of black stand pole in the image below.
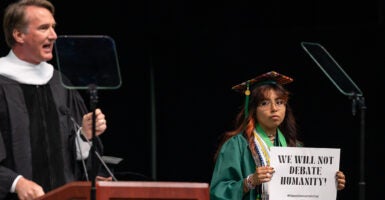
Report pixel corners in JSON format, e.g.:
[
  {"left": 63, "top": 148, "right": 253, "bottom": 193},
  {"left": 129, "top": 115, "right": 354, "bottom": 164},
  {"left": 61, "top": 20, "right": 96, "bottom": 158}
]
[
  {"left": 301, "top": 42, "right": 366, "bottom": 200},
  {"left": 89, "top": 84, "right": 98, "bottom": 200},
  {"left": 350, "top": 94, "right": 366, "bottom": 200}
]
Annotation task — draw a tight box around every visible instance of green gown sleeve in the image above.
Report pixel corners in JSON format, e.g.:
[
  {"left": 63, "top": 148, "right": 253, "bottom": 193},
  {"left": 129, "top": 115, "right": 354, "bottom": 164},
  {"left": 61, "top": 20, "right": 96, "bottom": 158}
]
[{"left": 210, "top": 134, "right": 257, "bottom": 200}]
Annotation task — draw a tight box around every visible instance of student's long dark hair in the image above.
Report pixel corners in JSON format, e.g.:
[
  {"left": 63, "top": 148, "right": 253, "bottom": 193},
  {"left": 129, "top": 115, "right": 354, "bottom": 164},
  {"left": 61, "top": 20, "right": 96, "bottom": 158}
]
[{"left": 214, "top": 83, "right": 301, "bottom": 161}]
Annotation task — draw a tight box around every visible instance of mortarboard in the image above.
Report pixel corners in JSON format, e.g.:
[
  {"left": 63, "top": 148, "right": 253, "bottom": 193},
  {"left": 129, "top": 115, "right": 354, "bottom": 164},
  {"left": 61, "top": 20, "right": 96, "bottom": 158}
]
[{"left": 231, "top": 71, "right": 294, "bottom": 117}]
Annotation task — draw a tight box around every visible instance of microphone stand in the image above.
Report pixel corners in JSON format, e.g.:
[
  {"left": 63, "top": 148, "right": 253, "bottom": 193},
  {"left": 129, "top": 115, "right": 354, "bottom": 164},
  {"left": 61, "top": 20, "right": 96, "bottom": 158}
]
[{"left": 89, "top": 84, "right": 98, "bottom": 200}]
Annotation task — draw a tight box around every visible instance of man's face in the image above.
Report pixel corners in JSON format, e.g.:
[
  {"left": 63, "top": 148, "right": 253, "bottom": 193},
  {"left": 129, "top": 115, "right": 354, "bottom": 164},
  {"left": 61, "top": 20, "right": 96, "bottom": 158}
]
[{"left": 17, "top": 5, "right": 57, "bottom": 64}]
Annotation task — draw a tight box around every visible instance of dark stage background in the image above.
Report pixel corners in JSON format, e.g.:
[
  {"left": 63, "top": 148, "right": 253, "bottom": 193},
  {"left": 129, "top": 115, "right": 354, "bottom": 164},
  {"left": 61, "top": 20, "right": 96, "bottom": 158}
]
[{"left": 1, "top": 1, "right": 384, "bottom": 199}]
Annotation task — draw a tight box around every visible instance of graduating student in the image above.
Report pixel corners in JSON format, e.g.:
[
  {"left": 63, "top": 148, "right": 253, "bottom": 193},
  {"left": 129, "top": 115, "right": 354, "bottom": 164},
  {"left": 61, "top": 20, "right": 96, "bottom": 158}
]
[{"left": 210, "top": 71, "right": 346, "bottom": 200}]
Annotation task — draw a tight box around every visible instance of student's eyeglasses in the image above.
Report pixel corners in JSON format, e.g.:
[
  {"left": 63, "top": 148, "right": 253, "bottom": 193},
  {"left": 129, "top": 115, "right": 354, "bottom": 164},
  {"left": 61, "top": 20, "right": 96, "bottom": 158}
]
[{"left": 258, "top": 99, "right": 286, "bottom": 109}]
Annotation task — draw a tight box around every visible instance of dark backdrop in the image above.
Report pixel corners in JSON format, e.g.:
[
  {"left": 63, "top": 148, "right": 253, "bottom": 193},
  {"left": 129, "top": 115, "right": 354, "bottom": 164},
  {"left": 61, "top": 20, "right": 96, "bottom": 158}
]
[{"left": 1, "top": 1, "right": 384, "bottom": 200}]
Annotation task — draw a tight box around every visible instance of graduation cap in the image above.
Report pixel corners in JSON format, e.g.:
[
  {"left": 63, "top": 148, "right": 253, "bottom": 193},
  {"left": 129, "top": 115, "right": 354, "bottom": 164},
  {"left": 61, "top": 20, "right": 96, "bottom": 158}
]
[{"left": 231, "top": 71, "right": 294, "bottom": 117}]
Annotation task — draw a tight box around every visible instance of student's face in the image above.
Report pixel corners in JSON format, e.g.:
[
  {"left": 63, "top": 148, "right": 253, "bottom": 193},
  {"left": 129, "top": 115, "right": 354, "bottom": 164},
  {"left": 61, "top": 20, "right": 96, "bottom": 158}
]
[
  {"left": 15, "top": 5, "right": 57, "bottom": 64},
  {"left": 256, "top": 89, "right": 286, "bottom": 131}
]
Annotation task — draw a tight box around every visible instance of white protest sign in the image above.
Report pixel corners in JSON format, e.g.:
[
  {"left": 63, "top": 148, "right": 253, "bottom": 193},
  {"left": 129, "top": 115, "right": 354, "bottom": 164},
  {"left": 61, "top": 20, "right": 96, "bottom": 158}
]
[{"left": 269, "top": 147, "right": 340, "bottom": 200}]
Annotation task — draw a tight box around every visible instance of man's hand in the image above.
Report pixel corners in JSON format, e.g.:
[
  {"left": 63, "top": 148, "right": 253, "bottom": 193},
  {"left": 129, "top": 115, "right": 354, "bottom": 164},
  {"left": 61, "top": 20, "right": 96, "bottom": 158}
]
[
  {"left": 81, "top": 108, "right": 107, "bottom": 139},
  {"left": 15, "top": 177, "right": 45, "bottom": 200},
  {"left": 96, "top": 176, "right": 113, "bottom": 181}
]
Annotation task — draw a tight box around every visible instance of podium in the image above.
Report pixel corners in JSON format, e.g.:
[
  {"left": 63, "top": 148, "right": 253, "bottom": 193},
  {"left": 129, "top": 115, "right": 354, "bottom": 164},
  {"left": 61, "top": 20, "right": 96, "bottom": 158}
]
[{"left": 36, "top": 181, "right": 210, "bottom": 200}]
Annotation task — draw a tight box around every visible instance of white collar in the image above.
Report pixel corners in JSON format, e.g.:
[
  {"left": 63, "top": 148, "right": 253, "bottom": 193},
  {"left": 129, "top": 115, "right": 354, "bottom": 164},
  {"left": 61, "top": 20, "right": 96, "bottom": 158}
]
[{"left": 0, "top": 50, "right": 53, "bottom": 85}]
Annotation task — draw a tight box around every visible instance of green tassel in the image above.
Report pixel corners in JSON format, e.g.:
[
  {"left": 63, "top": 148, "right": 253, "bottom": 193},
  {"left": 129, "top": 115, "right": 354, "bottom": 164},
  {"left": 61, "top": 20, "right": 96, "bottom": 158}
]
[{"left": 244, "top": 81, "right": 250, "bottom": 118}]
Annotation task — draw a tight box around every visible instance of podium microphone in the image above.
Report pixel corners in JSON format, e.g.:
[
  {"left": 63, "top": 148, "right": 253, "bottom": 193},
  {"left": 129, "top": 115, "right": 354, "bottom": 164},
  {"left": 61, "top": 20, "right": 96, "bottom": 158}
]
[{"left": 60, "top": 106, "right": 118, "bottom": 181}]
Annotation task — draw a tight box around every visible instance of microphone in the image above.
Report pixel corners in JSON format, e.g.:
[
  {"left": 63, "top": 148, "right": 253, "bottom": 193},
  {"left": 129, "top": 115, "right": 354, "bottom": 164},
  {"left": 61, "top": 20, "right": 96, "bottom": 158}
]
[{"left": 60, "top": 106, "right": 118, "bottom": 181}]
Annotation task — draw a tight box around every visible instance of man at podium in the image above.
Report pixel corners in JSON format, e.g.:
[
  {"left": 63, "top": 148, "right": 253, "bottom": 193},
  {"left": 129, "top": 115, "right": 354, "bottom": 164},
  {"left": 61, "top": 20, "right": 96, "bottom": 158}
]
[{"left": 0, "top": 0, "right": 110, "bottom": 199}]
